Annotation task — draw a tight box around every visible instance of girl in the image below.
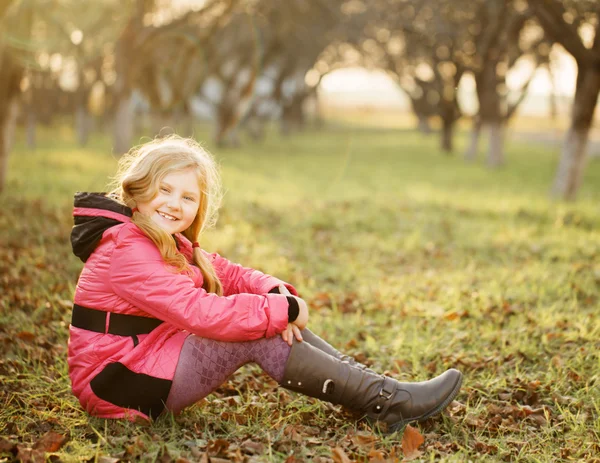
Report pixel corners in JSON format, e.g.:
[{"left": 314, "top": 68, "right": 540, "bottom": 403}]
[{"left": 69, "top": 135, "right": 462, "bottom": 432}]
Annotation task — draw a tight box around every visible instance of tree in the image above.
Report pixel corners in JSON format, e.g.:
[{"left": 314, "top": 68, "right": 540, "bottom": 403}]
[
  {"left": 0, "top": 0, "right": 32, "bottom": 193},
  {"left": 529, "top": 0, "right": 600, "bottom": 200},
  {"left": 462, "top": 0, "right": 548, "bottom": 167}
]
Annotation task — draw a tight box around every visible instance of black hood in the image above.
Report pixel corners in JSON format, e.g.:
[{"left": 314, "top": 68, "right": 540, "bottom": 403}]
[{"left": 71, "top": 192, "right": 133, "bottom": 262}]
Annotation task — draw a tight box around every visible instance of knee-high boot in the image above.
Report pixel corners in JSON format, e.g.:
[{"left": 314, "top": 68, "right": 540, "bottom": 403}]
[
  {"left": 301, "top": 328, "right": 376, "bottom": 373},
  {"left": 280, "top": 339, "right": 462, "bottom": 433}
]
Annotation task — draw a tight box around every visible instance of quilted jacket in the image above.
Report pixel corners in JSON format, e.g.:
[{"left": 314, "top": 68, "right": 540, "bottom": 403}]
[{"left": 68, "top": 192, "right": 297, "bottom": 421}]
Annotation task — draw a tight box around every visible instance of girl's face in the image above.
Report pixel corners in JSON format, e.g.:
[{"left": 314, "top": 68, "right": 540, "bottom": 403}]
[{"left": 136, "top": 169, "right": 201, "bottom": 235}]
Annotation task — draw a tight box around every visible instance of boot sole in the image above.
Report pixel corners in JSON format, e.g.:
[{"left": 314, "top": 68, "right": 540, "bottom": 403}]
[{"left": 387, "top": 371, "right": 463, "bottom": 434}]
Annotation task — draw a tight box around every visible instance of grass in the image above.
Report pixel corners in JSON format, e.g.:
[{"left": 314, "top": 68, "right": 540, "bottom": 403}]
[{"left": 0, "top": 120, "right": 599, "bottom": 462}]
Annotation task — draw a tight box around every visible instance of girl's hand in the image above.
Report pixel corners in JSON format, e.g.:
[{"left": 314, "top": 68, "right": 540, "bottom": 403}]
[
  {"left": 281, "top": 322, "right": 303, "bottom": 346},
  {"left": 277, "top": 284, "right": 309, "bottom": 344},
  {"left": 291, "top": 296, "right": 308, "bottom": 330}
]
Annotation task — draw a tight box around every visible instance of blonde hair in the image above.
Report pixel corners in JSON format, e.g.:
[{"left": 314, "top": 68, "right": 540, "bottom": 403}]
[{"left": 111, "top": 135, "right": 223, "bottom": 295}]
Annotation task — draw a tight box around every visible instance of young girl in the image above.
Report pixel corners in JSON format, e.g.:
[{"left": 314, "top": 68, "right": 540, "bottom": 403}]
[{"left": 69, "top": 135, "right": 462, "bottom": 432}]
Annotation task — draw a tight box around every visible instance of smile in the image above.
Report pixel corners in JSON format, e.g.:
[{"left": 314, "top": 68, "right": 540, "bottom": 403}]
[{"left": 157, "top": 211, "right": 179, "bottom": 221}]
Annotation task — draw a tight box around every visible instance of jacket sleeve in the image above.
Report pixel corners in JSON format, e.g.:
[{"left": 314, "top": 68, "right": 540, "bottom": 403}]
[
  {"left": 108, "top": 226, "right": 290, "bottom": 342},
  {"left": 206, "top": 251, "right": 299, "bottom": 297}
]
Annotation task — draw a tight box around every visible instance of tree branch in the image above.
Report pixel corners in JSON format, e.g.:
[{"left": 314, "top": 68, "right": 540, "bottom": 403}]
[{"left": 529, "top": 0, "right": 592, "bottom": 64}]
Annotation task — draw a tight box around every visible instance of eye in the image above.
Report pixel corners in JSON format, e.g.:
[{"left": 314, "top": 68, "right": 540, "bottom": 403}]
[
  {"left": 184, "top": 196, "right": 196, "bottom": 202},
  {"left": 160, "top": 186, "right": 170, "bottom": 193}
]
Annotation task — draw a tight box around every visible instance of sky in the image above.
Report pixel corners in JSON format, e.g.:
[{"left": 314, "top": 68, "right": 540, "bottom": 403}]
[{"left": 319, "top": 47, "right": 578, "bottom": 117}]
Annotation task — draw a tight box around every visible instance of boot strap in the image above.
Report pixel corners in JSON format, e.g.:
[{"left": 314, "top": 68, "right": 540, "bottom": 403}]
[{"left": 370, "top": 376, "right": 398, "bottom": 417}]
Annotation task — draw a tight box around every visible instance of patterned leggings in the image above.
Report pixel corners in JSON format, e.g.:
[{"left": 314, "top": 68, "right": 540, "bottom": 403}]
[{"left": 165, "top": 335, "right": 292, "bottom": 413}]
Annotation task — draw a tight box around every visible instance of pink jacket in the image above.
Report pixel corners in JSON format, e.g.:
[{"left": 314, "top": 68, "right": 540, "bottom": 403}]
[{"left": 68, "top": 193, "right": 297, "bottom": 421}]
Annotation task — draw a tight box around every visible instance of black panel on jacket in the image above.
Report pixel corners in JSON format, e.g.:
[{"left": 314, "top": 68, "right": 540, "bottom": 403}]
[
  {"left": 71, "top": 192, "right": 132, "bottom": 262},
  {"left": 90, "top": 362, "right": 172, "bottom": 419},
  {"left": 74, "top": 192, "right": 132, "bottom": 217},
  {"left": 71, "top": 216, "right": 122, "bottom": 262}
]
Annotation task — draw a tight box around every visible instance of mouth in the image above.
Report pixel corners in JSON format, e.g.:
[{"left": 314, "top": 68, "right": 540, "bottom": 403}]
[{"left": 157, "top": 211, "right": 179, "bottom": 221}]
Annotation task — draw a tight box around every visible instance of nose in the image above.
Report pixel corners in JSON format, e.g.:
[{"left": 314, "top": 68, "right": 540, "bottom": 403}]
[{"left": 167, "top": 196, "right": 181, "bottom": 211}]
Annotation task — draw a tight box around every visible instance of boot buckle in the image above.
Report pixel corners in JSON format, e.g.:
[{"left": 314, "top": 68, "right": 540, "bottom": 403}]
[
  {"left": 379, "top": 388, "right": 393, "bottom": 400},
  {"left": 378, "top": 377, "right": 395, "bottom": 400}
]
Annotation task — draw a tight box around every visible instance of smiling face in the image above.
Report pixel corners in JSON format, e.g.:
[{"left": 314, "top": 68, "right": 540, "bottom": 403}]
[{"left": 136, "top": 169, "right": 201, "bottom": 235}]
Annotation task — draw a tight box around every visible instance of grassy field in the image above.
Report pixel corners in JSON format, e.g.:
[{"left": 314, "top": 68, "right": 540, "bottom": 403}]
[{"left": 0, "top": 122, "right": 599, "bottom": 462}]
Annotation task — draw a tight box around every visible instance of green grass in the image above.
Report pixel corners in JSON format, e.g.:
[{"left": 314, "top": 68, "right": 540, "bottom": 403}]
[{"left": 1, "top": 122, "right": 599, "bottom": 462}]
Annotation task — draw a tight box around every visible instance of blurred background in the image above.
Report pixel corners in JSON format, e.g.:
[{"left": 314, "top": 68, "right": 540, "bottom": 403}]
[{"left": 1, "top": 0, "right": 600, "bottom": 200}]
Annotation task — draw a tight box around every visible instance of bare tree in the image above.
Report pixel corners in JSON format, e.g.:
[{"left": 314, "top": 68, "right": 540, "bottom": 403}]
[
  {"left": 461, "top": 0, "right": 548, "bottom": 167},
  {"left": 0, "top": 0, "right": 32, "bottom": 193},
  {"left": 529, "top": 0, "right": 600, "bottom": 200}
]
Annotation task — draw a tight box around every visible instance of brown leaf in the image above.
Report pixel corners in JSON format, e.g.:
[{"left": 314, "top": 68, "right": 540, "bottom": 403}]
[
  {"left": 241, "top": 439, "right": 264, "bottom": 455},
  {"left": 332, "top": 447, "right": 353, "bottom": 463},
  {"left": 367, "top": 448, "right": 387, "bottom": 462},
  {"left": 158, "top": 444, "right": 174, "bottom": 463},
  {"left": 207, "top": 439, "right": 229, "bottom": 456},
  {"left": 96, "top": 457, "right": 120, "bottom": 463},
  {"left": 16, "top": 446, "right": 46, "bottom": 463},
  {"left": 17, "top": 331, "right": 35, "bottom": 342},
  {"left": 0, "top": 437, "right": 16, "bottom": 453},
  {"left": 350, "top": 432, "right": 378, "bottom": 448},
  {"left": 443, "top": 311, "right": 460, "bottom": 321},
  {"left": 124, "top": 436, "right": 146, "bottom": 457},
  {"left": 401, "top": 425, "right": 424, "bottom": 461},
  {"left": 464, "top": 413, "right": 485, "bottom": 428},
  {"left": 32, "top": 431, "right": 68, "bottom": 452}
]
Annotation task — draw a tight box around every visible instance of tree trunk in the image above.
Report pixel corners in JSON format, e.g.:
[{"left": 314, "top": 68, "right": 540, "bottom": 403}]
[
  {"left": 486, "top": 122, "right": 505, "bottom": 168},
  {"left": 417, "top": 115, "right": 432, "bottom": 134},
  {"left": 75, "top": 104, "right": 91, "bottom": 147},
  {"left": 465, "top": 117, "right": 481, "bottom": 162},
  {"left": 0, "top": 99, "right": 19, "bottom": 193},
  {"left": 440, "top": 117, "right": 454, "bottom": 153},
  {"left": 26, "top": 104, "right": 36, "bottom": 149},
  {"left": 113, "top": 94, "right": 134, "bottom": 155},
  {"left": 0, "top": 49, "right": 23, "bottom": 193},
  {"left": 552, "top": 65, "right": 600, "bottom": 200}
]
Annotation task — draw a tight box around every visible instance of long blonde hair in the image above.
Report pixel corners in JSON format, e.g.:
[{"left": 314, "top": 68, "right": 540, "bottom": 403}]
[{"left": 111, "top": 135, "right": 223, "bottom": 295}]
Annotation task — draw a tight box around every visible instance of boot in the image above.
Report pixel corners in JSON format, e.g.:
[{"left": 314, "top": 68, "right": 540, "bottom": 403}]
[
  {"left": 301, "top": 328, "right": 376, "bottom": 373},
  {"left": 280, "top": 339, "right": 462, "bottom": 433}
]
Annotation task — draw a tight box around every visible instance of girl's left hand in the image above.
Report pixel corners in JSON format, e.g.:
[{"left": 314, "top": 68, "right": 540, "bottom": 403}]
[{"left": 281, "top": 322, "right": 303, "bottom": 346}]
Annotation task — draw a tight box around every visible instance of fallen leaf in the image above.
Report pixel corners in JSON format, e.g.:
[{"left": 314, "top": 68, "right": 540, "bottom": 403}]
[
  {"left": 96, "top": 457, "right": 120, "bottom": 463},
  {"left": 401, "top": 425, "right": 424, "bottom": 461},
  {"left": 16, "top": 446, "right": 45, "bottom": 463},
  {"left": 0, "top": 438, "right": 16, "bottom": 453},
  {"left": 350, "top": 432, "right": 378, "bottom": 448},
  {"left": 17, "top": 331, "right": 35, "bottom": 342},
  {"left": 332, "top": 446, "right": 353, "bottom": 463},
  {"left": 32, "top": 431, "right": 69, "bottom": 452},
  {"left": 367, "top": 448, "right": 387, "bottom": 462},
  {"left": 207, "top": 439, "right": 229, "bottom": 456},
  {"left": 241, "top": 439, "right": 264, "bottom": 455}
]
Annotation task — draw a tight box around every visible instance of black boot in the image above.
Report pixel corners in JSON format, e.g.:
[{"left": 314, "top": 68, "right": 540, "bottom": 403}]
[
  {"left": 301, "top": 328, "right": 376, "bottom": 373},
  {"left": 280, "top": 339, "right": 462, "bottom": 433}
]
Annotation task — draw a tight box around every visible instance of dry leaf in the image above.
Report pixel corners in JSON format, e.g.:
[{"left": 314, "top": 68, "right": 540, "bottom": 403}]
[
  {"left": 367, "top": 448, "right": 387, "bottom": 462},
  {"left": 96, "top": 457, "right": 120, "bottom": 463},
  {"left": 350, "top": 432, "right": 378, "bottom": 448},
  {"left": 17, "top": 331, "right": 35, "bottom": 342},
  {"left": 241, "top": 439, "right": 264, "bottom": 455},
  {"left": 401, "top": 425, "right": 424, "bottom": 461},
  {"left": 0, "top": 438, "right": 16, "bottom": 453},
  {"left": 208, "top": 439, "right": 229, "bottom": 456},
  {"left": 32, "top": 431, "right": 69, "bottom": 452},
  {"left": 332, "top": 446, "right": 353, "bottom": 463}
]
